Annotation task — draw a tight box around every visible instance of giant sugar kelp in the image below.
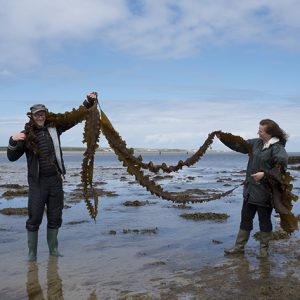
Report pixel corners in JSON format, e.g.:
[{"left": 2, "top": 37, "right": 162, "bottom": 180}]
[
  {"left": 100, "top": 110, "right": 246, "bottom": 203},
  {"left": 80, "top": 103, "right": 101, "bottom": 220},
  {"left": 100, "top": 109, "right": 298, "bottom": 233},
  {"left": 265, "top": 164, "right": 299, "bottom": 234},
  {"left": 100, "top": 111, "right": 252, "bottom": 174},
  {"left": 42, "top": 99, "right": 298, "bottom": 233}
]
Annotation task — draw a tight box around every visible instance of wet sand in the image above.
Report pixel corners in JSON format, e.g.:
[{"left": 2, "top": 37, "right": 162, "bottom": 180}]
[{"left": 1, "top": 153, "right": 300, "bottom": 299}]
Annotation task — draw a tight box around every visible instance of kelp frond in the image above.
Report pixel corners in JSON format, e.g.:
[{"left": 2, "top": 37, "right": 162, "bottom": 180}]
[
  {"left": 44, "top": 102, "right": 101, "bottom": 221},
  {"left": 100, "top": 111, "right": 242, "bottom": 204},
  {"left": 41, "top": 102, "right": 297, "bottom": 228},
  {"left": 100, "top": 111, "right": 245, "bottom": 174},
  {"left": 81, "top": 103, "right": 101, "bottom": 221},
  {"left": 265, "top": 164, "right": 298, "bottom": 234}
]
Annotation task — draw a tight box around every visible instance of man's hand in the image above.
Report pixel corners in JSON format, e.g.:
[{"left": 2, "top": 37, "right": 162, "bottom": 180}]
[
  {"left": 83, "top": 92, "right": 98, "bottom": 109},
  {"left": 12, "top": 132, "right": 26, "bottom": 141},
  {"left": 87, "top": 92, "right": 98, "bottom": 105},
  {"left": 215, "top": 130, "right": 222, "bottom": 139}
]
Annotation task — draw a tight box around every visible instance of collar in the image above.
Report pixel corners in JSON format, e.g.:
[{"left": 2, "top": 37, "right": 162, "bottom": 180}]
[{"left": 263, "top": 137, "right": 280, "bottom": 149}]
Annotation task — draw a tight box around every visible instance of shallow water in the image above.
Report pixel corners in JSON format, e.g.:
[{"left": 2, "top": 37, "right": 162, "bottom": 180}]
[{"left": 0, "top": 152, "right": 300, "bottom": 299}]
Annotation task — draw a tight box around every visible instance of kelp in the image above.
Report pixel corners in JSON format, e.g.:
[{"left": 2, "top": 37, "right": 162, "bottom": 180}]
[
  {"left": 33, "top": 101, "right": 297, "bottom": 231},
  {"left": 265, "top": 165, "right": 299, "bottom": 233},
  {"left": 288, "top": 156, "right": 300, "bottom": 165},
  {"left": 100, "top": 110, "right": 298, "bottom": 232},
  {"left": 24, "top": 106, "right": 88, "bottom": 155},
  {"left": 100, "top": 110, "right": 252, "bottom": 174},
  {"left": 46, "top": 106, "right": 87, "bottom": 127},
  {"left": 279, "top": 171, "right": 299, "bottom": 233},
  {"left": 101, "top": 128, "right": 222, "bottom": 204},
  {"left": 81, "top": 102, "right": 101, "bottom": 220},
  {"left": 217, "top": 131, "right": 252, "bottom": 156},
  {"left": 100, "top": 110, "right": 243, "bottom": 204},
  {"left": 41, "top": 102, "right": 101, "bottom": 220}
]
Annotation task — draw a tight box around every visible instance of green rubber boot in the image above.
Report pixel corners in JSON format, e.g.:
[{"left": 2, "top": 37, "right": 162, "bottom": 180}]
[
  {"left": 27, "top": 230, "right": 38, "bottom": 262},
  {"left": 224, "top": 229, "right": 250, "bottom": 255},
  {"left": 258, "top": 231, "right": 272, "bottom": 258},
  {"left": 47, "top": 228, "right": 63, "bottom": 257}
]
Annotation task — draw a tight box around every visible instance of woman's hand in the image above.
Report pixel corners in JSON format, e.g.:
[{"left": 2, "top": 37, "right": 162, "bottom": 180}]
[{"left": 251, "top": 171, "right": 264, "bottom": 182}]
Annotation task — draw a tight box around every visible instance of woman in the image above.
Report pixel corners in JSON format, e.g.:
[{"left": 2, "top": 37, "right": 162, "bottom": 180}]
[{"left": 217, "top": 119, "right": 289, "bottom": 258}]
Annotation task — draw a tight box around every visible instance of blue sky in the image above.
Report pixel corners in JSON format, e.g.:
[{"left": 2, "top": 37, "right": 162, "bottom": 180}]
[{"left": 0, "top": 0, "right": 299, "bottom": 151}]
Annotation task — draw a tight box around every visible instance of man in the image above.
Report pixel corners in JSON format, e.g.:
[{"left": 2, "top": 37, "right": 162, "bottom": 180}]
[{"left": 7, "top": 92, "right": 97, "bottom": 261}]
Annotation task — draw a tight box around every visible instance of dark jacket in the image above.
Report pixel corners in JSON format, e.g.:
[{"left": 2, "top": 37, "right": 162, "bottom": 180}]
[
  {"left": 7, "top": 104, "right": 88, "bottom": 182},
  {"left": 220, "top": 137, "right": 288, "bottom": 207}
]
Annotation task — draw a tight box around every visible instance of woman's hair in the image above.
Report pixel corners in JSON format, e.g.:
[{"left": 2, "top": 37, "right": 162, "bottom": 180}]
[{"left": 260, "top": 119, "right": 288, "bottom": 145}]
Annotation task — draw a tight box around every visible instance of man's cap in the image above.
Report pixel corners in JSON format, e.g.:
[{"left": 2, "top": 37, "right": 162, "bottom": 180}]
[{"left": 30, "top": 104, "right": 48, "bottom": 114}]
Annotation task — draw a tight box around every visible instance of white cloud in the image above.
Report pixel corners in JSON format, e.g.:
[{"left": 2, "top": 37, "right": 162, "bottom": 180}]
[
  {"left": 1, "top": 0, "right": 300, "bottom": 71},
  {"left": 102, "top": 97, "right": 300, "bottom": 152},
  {"left": 1, "top": 96, "right": 299, "bottom": 151},
  {"left": 0, "top": 0, "right": 128, "bottom": 70}
]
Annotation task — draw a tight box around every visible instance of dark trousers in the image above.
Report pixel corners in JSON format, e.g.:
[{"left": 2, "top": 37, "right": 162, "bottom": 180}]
[
  {"left": 26, "top": 175, "right": 64, "bottom": 231},
  {"left": 240, "top": 199, "right": 273, "bottom": 233}
]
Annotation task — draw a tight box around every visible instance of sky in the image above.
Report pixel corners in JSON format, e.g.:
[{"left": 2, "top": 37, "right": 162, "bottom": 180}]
[{"left": 0, "top": 0, "right": 300, "bottom": 152}]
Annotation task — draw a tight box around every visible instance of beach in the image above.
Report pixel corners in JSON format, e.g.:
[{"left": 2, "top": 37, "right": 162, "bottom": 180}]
[{"left": 1, "top": 152, "right": 300, "bottom": 299}]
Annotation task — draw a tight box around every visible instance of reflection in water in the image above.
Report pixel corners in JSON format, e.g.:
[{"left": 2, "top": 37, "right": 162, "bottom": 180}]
[
  {"left": 234, "top": 256, "right": 251, "bottom": 286},
  {"left": 26, "top": 258, "right": 97, "bottom": 300},
  {"left": 26, "top": 262, "right": 44, "bottom": 300},
  {"left": 87, "top": 291, "right": 97, "bottom": 300},
  {"left": 47, "top": 257, "right": 63, "bottom": 300},
  {"left": 26, "top": 257, "right": 63, "bottom": 300},
  {"left": 258, "top": 258, "right": 271, "bottom": 279},
  {"left": 234, "top": 256, "right": 271, "bottom": 284}
]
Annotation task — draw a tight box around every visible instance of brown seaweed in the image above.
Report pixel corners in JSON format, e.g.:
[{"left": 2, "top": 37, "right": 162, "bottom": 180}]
[
  {"left": 100, "top": 112, "right": 251, "bottom": 174},
  {"left": 100, "top": 111, "right": 243, "bottom": 204},
  {"left": 0, "top": 207, "right": 28, "bottom": 216},
  {"left": 123, "top": 200, "right": 150, "bottom": 206},
  {"left": 99, "top": 110, "right": 298, "bottom": 233},
  {"left": 265, "top": 166, "right": 299, "bottom": 233},
  {"left": 2, "top": 189, "right": 28, "bottom": 199},
  {"left": 288, "top": 156, "right": 300, "bottom": 165},
  {"left": 46, "top": 101, "right": 101, "bottom": 221},
  {"left": 180, "top": 212, "right": 229, "bottom": 221},
  {"left": 100, "top": 110, "right": 217, "bottom": 173},
  {"left": 36, "top": 100, "right": 297, "bottom": 233},
  {"left": 81, "top": 102, "right": 101, "bottom": 221}
]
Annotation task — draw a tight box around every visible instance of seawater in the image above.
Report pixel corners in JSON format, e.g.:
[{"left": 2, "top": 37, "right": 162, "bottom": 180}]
[{"left": 0, "top": 151, "right": 299, "bottom": 299}]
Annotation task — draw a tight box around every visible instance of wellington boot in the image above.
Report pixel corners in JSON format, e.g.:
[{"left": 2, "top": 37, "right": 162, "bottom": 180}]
[
  {"left": 27, "top": 230, "right": 38, "bottom": 262},
  {"left": 47, "top": 228, "right": 63, "bottom": 257},
  {"left": 224, "top": 229, "right": 250, "bottom": 255},
  {"left": 257, "top": 231, "right": 272, "bottom": 258}
]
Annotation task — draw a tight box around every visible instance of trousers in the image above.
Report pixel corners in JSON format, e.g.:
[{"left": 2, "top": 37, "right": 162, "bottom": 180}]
[
  {"left": 26, "top": 175, "right": 64, "bottom": 231},
  {"left": 240, "top": 199, "right": 273, "bottom": 232}
]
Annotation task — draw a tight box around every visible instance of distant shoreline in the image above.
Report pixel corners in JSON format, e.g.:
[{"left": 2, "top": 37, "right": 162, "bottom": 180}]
[
  {"left": 0, "top": 147, "right": 233, "bottom": 154},
  {"left": 1, "top": 147, "right": 298, "bottom": 155}
]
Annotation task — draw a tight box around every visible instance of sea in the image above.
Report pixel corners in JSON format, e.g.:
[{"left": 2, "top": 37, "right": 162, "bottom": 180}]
[{"left": 0, "top": 151, "right": 299, "bottom": 299}]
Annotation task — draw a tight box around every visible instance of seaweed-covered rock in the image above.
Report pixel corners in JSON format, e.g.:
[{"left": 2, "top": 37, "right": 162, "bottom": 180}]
[
  {"left": 0, "top": 207, "right": 28, "bottom": 216},
  {"left": 123, "top": 200, "right": 149, "bottom": 206},
  {"left": 180, "top": 212, "right": 229, "bottom": 221},
  {"left": 2, "top": 189, "right": 28, "bottom": 199}
]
